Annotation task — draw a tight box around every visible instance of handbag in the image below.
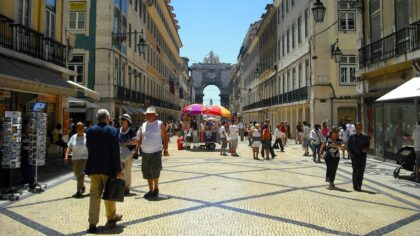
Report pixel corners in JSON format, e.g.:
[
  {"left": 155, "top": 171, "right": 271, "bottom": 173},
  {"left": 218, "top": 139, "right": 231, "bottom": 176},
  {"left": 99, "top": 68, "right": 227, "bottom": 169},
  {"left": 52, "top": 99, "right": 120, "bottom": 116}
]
[{"left": 102, "top": 177, "right": 125, "bottom": 202}]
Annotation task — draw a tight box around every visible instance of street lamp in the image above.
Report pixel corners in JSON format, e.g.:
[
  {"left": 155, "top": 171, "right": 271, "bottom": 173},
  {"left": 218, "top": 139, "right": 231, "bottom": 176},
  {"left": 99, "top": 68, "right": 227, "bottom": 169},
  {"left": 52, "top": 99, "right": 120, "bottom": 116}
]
[
  {"left": 254, "top": 67, "right": 261, "bottom": 79},
  {"left": 312, "top": 0, "right": 326, "bottom": 23},
  {"left": 112, "top": 30, "right": 148, "bottom": 56},
  {"left": 331, "top": 38, "right": 343, "bottom": 63}
]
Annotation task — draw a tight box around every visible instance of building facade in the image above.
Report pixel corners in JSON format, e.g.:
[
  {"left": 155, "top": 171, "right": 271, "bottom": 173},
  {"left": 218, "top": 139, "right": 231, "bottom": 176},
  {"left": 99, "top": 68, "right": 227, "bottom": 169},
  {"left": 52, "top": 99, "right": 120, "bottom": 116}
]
[
  {"left": 357, "top": 0, "right": 420, "bottom": 158},
  {"left": 64, "top": 0, "right": 185, "bottom": 127},
  {"left": 0, "top": 0, "right": 87, "bottom": 157},
  {"left": 240, "top": 0, "right": 359, "bottom": 139}
]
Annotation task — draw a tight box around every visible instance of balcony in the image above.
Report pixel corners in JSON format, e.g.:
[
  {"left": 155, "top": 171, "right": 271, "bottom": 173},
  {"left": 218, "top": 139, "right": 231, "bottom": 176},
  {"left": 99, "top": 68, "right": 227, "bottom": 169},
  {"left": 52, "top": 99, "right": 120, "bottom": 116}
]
[
  {"left": 359, "top": 21, "right": 420, "bottom": 69},
  {"left": 243, "top": 86, "right": 308, "bottom": 111},
  {"left": 0, "top": 14, "right": 67, "bottom": 67},
  {"left": 114, "top": 85, "right": 181, "bottom": 111}
]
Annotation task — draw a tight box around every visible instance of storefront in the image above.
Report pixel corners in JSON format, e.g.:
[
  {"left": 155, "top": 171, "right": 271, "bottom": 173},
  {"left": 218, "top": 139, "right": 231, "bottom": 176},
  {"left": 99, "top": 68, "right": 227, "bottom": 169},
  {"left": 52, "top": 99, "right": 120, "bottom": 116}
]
[
  {"left": 0, "top": 55, "right": 76, "bottom": 158},
  {"left": 374, "top": 77, "right": 420, "bottom": 161}
]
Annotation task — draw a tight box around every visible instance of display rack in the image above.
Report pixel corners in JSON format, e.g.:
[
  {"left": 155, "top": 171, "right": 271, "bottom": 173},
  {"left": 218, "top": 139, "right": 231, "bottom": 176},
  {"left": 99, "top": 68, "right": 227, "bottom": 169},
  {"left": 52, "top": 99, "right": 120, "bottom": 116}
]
[
  {"left": 1, "top": 111, "right": 23, "bottom": 201},
  {"left": 28, "top": 105, "right": 48, "bottom": 192}
]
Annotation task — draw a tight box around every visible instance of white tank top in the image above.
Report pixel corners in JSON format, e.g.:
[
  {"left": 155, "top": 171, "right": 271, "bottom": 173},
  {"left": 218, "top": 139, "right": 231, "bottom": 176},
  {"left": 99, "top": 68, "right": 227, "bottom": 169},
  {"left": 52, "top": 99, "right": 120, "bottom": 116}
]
[{"left": 141, "top": 120, "right": 163, "bottom": 153}]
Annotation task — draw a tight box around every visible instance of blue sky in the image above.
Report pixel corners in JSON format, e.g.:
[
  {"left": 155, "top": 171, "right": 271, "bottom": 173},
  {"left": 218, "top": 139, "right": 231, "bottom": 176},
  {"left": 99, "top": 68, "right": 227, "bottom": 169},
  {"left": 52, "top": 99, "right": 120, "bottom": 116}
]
[{"left": 172, "top": 0, "right": 272, "bottom": 105}]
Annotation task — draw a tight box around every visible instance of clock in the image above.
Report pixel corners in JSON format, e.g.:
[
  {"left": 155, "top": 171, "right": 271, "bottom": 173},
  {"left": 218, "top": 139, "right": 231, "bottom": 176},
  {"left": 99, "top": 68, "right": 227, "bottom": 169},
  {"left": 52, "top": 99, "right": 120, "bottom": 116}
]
[{"left": 206, "top": 71, "right": 217, "bottom": 79}]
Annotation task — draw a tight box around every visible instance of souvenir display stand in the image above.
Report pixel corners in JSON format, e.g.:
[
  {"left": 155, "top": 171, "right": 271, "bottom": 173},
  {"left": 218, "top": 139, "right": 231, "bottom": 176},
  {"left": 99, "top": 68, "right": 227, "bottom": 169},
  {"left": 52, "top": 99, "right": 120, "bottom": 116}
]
[
  {"left": 1, "top": 111, "right": 23, "bottom": 201},
  {"left": 28, "top": 107, "right": 48, "bottom": 193}
]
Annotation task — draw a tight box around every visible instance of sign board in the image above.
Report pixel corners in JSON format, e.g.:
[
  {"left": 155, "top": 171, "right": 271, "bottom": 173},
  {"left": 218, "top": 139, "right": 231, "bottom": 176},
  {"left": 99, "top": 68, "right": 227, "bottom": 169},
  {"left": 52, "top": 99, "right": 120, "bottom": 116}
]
[{"left": 70, "top": 2, "right": 87, "bottom": 11}]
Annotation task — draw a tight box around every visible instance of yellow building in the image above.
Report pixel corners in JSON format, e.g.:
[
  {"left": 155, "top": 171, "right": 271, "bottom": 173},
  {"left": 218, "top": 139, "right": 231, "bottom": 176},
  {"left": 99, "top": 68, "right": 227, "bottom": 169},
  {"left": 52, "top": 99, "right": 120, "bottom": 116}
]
[
  {"left": 357, "top": 0, "right": 420, "bottom": 158},
  {"left": 241, "top": 0, "right": 359, "bottom": 138},
  {"left": 0, "top": 0, "right": 84, "bottom": 156}
]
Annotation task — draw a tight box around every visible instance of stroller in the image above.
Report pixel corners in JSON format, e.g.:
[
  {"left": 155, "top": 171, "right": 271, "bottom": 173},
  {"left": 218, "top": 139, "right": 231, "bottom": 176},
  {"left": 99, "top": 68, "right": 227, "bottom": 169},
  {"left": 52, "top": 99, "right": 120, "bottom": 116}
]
[{"left": 393, "top": 146, "right": 416, "bottom": 179}]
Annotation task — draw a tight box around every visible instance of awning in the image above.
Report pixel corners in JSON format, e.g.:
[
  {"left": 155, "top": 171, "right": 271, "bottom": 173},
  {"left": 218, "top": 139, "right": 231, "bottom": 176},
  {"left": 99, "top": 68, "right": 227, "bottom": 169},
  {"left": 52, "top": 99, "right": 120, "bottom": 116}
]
[
  {"left": 0, "top": 56, "right": 76, "bottom": 96},
  {"left": 376, "top": 77, "right": 420, "bottom": 102},
  {"left": 69, "top": 97, "right": 99, "bottom": 109},
  {"left": 67, "top": 81, "right": 101, "bottom": 101},
  {"left": 123, "top": 106, "right": 146, "bottom": 114}
]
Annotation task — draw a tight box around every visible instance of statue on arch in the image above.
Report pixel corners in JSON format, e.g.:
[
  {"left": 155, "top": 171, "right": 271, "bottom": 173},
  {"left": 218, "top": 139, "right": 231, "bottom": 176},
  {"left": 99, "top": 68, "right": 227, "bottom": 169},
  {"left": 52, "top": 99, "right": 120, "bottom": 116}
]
[{"left": 203, "top": 51, "right": 220, "bottom": 64}]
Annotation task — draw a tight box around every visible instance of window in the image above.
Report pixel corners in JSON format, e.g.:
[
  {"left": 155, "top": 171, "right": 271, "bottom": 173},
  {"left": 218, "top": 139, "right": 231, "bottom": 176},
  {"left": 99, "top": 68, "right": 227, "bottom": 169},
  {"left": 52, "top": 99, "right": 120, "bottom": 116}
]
[
  {"left": 282, "top": 35, "right": 285, "bottom": 56},
  {"left": 69, "top": 12, "right": 86, "bottom": 30},
  {"left": 298, "top": 17, "right": 302, "bottom": 43},
  {"left": 339, "top": 55, "right": 357, "bottom": 85},
  {"left": 292, "top": 23, "right": 295, "bottom": 49},
  {"left": 287, "top": 29, "right": 290, "bottom": 53},
  {"left": 395, "top": 0, "right": 409, "bottom": 31},
  {"left": 304, "top": 8, "right": 309, "bottom": 37},
  {"left": 134, "top": 0, "right": 138, "bottom": 12},
  {"left": 68, "top": 55, "right": 84, "bottom": 84},
  {"left": 114, "top": 57, "right": 119, "bottom": 85},
  {"left": 286, "top": 0, "right": 289, "bottom": 13},
  {"left": 281, "top": 2, "right": 284, "bottom": 20},
  {"left": 292, "top": 0, "right": 295, "bottom": 7},
  {"left": 134, "top": 30, "right": 137, "bottom": 52},
  {"left": 17, "top": 0, "right": 31, "bottom": 26},
  {"left": 338, "top": 2, "right": 355, "bottom": 31},
  {"left": 121, "top": 62, "right": 126, "bottom": 87},
  {"left": 292, "top": 67, "right": 297, "bottom": 90},
  {"left": 128, "top": 24, "right": 131, "bottom": 47},
  {"left": 305, "top": 59, "right": 310, "bottom": 86},
  {"left": 298, "top": 63, "right": 303, "bottom": 87}
]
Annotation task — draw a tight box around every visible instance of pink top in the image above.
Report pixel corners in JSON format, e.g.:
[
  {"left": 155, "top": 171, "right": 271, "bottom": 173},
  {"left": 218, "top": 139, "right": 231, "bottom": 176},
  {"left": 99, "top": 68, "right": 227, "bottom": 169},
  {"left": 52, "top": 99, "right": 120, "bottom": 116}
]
[{"left": 322, "top": 127, "right": 330, "bottom": 137}]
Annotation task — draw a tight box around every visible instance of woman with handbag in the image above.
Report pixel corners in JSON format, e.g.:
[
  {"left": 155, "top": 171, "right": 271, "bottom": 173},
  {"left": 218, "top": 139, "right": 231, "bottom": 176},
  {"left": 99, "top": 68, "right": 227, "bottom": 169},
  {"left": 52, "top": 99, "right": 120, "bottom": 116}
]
[
  {"left": 320, "top": 128, "right": 343, "bottom": 190},
  {"left": 118, "top": 114, "right": 137, "bottom": 196},
  {"left": 65, "top": 122, "right": 88, "bottom": 198}
]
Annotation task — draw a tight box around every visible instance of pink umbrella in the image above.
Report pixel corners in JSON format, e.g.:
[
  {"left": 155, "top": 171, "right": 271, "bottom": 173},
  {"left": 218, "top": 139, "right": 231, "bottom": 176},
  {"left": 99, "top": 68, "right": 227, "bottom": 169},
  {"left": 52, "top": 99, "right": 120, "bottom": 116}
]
[{"left": 182, "top": 104, "right": 207, "bottom": 115}]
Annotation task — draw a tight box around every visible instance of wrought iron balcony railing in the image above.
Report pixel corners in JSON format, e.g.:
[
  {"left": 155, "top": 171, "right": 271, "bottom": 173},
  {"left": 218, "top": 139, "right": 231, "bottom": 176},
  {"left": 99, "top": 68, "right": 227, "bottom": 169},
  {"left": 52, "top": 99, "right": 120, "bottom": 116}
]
[
  {"left": 243, "top": 86, "right": 308, "bottom": 111},
  {"left": 114, "top": 85, "right": 181, "bottom": 111},
  {"left": 359, "top": 20, "right": 420, "bottom": 68},
  {"left": 0, "top": 14, "right": 67, "bottom": 67}
]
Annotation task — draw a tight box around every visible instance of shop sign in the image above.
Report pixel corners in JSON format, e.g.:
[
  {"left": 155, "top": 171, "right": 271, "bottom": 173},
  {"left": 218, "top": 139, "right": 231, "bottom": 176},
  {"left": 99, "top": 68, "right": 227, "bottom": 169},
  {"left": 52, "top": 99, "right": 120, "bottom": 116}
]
[
  {"left": 70, "top": 2, "right": 87, "bottom": 11},
  {"left": 0, "top": 91, "right": 11, "bottom": 98},
  {"left": 38, "top": 95, "right": 57, "bottom": 103}
]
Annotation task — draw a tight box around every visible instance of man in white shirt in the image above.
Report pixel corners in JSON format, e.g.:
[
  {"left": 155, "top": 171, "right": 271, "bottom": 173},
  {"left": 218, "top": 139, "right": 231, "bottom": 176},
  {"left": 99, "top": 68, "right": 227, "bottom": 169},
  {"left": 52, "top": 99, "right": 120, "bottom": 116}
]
[
  {"left": 410, "top": 122, "right": 420, "bottom": 182},
  {"left": 229, "top": 121, "right": 239, "bottom": 156},
  {"left": 346, "top": 119, "right": 356, "bottom": 136},
  {"left": 219, "top": 122, "right": 228, "bottom": 156}
]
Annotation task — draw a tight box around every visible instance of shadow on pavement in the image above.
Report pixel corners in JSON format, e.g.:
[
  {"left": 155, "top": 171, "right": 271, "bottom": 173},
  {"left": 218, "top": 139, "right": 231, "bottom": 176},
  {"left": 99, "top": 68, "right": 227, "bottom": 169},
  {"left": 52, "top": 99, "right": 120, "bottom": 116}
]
[{"left": 93, "top": 225, "right": 125, "bottom": 235}]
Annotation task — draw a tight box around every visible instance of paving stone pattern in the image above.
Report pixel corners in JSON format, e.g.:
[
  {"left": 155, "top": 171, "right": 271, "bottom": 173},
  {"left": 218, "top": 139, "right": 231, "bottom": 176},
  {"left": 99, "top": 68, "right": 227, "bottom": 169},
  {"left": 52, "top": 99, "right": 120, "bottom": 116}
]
[{"left": 0, "top": 138, "right": 419, "bottom": 235}]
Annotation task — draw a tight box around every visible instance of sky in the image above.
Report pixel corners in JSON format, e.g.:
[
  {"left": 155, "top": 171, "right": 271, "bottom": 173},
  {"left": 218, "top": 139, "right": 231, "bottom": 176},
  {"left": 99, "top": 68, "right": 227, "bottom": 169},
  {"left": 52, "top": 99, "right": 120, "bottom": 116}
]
[{"left": 172, "top": 0, "right": 273, "bottom": 105}]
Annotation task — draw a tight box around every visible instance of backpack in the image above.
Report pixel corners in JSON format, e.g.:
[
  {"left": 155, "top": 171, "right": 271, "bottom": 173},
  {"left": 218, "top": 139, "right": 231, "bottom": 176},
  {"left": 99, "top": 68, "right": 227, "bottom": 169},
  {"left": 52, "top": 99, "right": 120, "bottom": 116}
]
[{"left": 262, "top": 128, "right": 271, "bottom": 141}]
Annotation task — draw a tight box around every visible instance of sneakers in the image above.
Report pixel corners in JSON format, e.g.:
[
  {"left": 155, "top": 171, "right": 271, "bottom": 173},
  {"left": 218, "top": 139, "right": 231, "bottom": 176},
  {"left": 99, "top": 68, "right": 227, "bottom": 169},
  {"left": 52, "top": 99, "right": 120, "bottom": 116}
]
[
  {"left": 105, "top": 214, "right": 123, "bottom": 228},
  {"left": 87, "top": 224, "right": 96, "bottom": 233}
]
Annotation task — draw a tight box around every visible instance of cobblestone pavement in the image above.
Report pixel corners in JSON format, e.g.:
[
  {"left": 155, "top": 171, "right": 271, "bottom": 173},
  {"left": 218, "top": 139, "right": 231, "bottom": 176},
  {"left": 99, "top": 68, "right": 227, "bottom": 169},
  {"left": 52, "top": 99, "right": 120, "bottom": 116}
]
[{"left": 1, "top": 138, "right": 419, "bottom": 235}]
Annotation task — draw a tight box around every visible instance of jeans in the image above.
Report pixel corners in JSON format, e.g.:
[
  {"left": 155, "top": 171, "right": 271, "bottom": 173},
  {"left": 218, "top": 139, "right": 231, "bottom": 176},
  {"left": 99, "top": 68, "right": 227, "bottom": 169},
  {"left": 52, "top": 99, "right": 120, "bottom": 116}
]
[
  {"left": 311, "top": 143, "right": 321, "bottom": 161},
  {"left": 89, "top": 174, "right": 117, "bottom": 225},
  {"left": 21, "top": 154, "right": 35, "bottom": 185}
]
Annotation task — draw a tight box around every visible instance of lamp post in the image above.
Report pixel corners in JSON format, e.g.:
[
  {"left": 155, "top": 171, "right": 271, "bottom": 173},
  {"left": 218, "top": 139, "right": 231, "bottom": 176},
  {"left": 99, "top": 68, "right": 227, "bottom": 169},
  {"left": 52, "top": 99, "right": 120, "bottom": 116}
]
[
  {"left": 331, "top": 39, "right": 343, "bottom": 63},
  {"left": 112, "top": 30, "right": 148, "bottom": 55},
  {"left": 312, "top": 0, "right": 326, "bottom": 23}
]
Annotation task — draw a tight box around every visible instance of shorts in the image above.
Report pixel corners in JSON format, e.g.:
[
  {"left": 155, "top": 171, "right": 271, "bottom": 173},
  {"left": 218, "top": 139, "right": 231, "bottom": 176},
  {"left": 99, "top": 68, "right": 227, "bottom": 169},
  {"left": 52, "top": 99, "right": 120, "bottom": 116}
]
[
  {"left": 416, "top": 151, "right": 420, "bottom": 168},
  {"left": 141, "top": 151, "right": 162, "bottom": 179},
  {"left": 251, "top": 141, "right": 261, "bottom": 148},
  {"left": 230, "top": 139, "right": 238, "bottom": 148},
  {"left": 220, "top": 138, "right": 227, "bottom": 149},
  {"left": 262, "top": 140, "right": 271, "bottom": 150},
  {"left": 302, "top": 138, "right": 309, "bottom": 148}
]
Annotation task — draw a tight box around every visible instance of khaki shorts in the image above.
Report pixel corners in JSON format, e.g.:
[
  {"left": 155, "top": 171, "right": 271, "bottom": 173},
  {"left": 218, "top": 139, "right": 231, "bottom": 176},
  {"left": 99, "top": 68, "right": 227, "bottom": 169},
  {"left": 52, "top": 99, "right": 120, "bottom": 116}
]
[{"left": 230, "top": 139, "right": 238, "bottom": 148}]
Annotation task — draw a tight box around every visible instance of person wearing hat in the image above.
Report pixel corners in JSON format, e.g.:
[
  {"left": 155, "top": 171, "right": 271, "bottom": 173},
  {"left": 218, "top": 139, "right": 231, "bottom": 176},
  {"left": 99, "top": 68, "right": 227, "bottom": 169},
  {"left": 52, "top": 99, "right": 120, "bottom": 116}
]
[
  {"left": 136, "top": 107, "right": 169, "bottom": 199},
  {"left": 118, "top": 114, "right": 137, "bottom": 195}
]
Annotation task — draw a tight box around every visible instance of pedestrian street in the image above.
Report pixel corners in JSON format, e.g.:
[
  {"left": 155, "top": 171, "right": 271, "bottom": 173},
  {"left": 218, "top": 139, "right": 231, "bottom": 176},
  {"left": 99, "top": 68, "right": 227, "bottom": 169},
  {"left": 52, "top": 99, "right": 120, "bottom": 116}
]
[{"left": 0, "top": 139, "right": 419, "bottom": 236}]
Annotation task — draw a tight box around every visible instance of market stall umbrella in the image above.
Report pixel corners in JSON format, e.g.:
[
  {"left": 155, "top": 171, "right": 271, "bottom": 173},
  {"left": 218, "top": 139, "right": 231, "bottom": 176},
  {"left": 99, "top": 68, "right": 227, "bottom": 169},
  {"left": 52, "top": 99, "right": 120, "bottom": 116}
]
[
  {"left": 203, "top": 117, "right": 220, "bottom": 121},
  {"left": 204, "top": 105, "right": 231, "bottom": 118},
  {"left": 182, "top": 104, "right": 207, "bottom": 115}
]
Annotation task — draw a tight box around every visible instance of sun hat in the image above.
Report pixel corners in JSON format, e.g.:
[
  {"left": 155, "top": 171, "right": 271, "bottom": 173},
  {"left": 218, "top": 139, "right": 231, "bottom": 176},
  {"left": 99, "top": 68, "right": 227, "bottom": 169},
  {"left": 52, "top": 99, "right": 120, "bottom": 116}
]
[
  {"left": 145, "top": 106, "right": 158, "bottom": 115},
  {"left": 120, "top": 114, "right": 132, "bottom": 125}
]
